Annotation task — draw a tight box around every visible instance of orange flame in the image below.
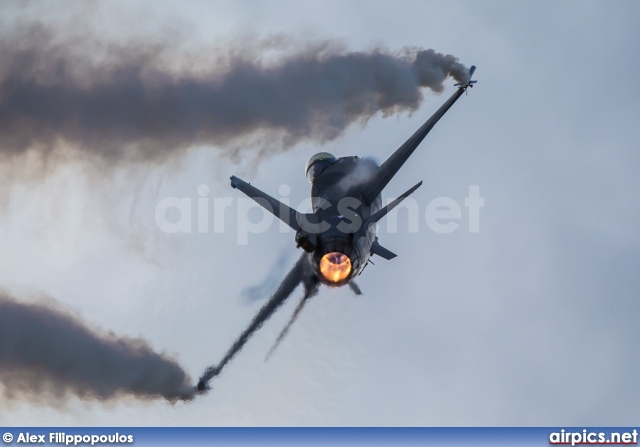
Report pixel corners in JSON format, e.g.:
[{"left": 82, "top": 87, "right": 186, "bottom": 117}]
[{"left": 319, "top": 252, "right": 352, "bottom": 283}]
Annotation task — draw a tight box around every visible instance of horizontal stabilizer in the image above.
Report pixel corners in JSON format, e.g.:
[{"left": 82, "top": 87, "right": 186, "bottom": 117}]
[
  {"left": 230, "top": 176, "right": 303, "bottom": 232},
  {"left": 364, "top": 181, "right": 423, "bottom": 229},
  {"left": 371, "top": 240, "right": 397, "bottom": 260},
  {"left": 230, "top": 176, "right": 325, "bottom": 235}
]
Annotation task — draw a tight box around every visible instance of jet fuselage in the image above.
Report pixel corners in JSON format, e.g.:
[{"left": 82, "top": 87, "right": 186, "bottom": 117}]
[{"left": 306, "top": 156, "right": 382, "bottom": 286}]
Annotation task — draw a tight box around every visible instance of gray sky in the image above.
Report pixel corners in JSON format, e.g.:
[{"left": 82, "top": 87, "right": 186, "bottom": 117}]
[{"left": 0, "top": 0, "right": 639, "bottom": 425}]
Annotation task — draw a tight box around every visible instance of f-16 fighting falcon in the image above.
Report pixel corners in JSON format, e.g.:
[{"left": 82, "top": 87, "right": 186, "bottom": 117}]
[{"left": 197, "top": 66, "right": 477, "bottom": 392}]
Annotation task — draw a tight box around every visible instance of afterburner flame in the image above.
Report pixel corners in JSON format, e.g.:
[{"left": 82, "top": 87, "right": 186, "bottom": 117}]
[{"left": 319, "top": 252, "right": 352, "bottom": 283}]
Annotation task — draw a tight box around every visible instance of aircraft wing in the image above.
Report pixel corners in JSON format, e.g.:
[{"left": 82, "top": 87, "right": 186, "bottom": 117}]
[
  {"left": 371, "top": 239, "right": 397, "bottom": 260},
  {"left": 198, "top": 253, "right": 310, "bottom": 390},
  {"left": 230, "top": 175, "right": 303, "bottom": 232},
  {"left": 361, "top": 66, "right": 476, "bottom": 205},
  {"left": 364, "top": 180, "right": 423, "bottom": 227}
]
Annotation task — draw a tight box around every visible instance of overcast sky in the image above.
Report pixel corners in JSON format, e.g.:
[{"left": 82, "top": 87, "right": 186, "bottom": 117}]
[{"left": 1, "top": 0, "right": 639, "bottom": 426}]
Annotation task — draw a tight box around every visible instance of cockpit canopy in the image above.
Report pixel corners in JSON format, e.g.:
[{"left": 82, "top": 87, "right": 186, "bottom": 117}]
[{"left": 305, "top": 152, "right": 337, "bottom": 183}]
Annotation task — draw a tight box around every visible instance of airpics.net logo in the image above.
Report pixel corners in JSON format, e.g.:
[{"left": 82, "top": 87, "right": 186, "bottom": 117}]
[
  {"left": 549, "top": 429, "right": 638, "bottom": 446},
  {"left": 153, "top": 184, "right": 484, "bottom": 244}
]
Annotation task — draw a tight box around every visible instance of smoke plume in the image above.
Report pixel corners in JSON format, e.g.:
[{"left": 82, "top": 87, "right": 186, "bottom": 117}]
[
  {"left": 0, "top": 23, "right": 469, "bottom": 164},
  {"left": 0, "top": 293, "right": 194, "bottom": 403},
  {"left": 0, "top": 22, "right": 470, "bottom": 399},
  {"left": 198, "top": 254, "right": 308, "bottom": 388},
  {"left": 241, "top": 250, "right": 293, "bottom": 303}
]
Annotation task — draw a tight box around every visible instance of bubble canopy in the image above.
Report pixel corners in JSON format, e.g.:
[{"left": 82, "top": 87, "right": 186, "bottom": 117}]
[{"left": 305, "top": 152, "right": 337, "bottom": 183}]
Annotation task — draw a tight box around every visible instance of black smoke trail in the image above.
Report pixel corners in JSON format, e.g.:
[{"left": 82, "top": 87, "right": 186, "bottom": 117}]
[
  {"left": 198, "top": 254, "right": 310, "bottom": 389},
  {"left": 241, "top": 250, "right": 293, "bottom": 303},
  {"left": 0, "top": 23, "right": 469, "bottom": 164},
  {"left": 0, "top": 21, "right": 471, "bottom": 398},
  {"left": 0, "top": 293, "right": 194, "bottom": 403}
]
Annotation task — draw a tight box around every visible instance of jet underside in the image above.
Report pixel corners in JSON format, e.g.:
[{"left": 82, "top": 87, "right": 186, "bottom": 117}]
[{"left": 196, "top": 66, "right": 478, "bottom": 392}]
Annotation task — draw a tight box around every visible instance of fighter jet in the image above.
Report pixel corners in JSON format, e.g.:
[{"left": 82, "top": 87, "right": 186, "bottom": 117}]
[{"left": 197, "top": 66, "right": 477, "bottom": 392}]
